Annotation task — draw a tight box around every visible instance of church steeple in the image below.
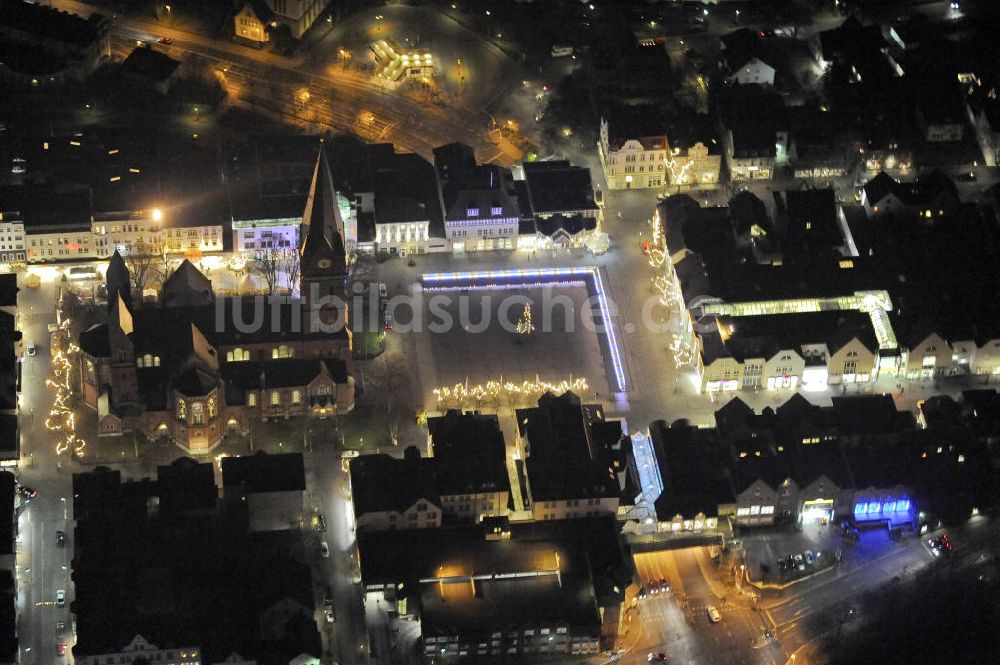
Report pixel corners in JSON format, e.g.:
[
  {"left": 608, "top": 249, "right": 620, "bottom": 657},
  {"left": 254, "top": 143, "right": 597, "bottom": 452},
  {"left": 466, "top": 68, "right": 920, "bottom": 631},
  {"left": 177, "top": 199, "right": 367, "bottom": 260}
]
[
  {"left": 300, "top": 143, "right": 347, "bottom": 281},
  {"left": 106, "top": 249, "right": 132, "bottom": 315}
]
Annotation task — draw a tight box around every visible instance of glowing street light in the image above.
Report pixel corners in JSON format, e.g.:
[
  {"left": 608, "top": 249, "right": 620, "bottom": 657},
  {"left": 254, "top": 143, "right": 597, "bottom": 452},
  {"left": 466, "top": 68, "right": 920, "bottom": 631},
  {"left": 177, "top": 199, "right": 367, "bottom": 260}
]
[{"left": 151, "top": 208, "right": 163, "bottom": 222}]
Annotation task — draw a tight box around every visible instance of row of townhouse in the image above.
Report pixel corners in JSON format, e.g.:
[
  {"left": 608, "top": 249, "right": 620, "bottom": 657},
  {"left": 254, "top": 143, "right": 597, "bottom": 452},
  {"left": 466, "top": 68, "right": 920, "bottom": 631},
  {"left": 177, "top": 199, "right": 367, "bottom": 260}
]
[
  {"left": 0, "top": 203, "right": 225, "bottom": 267},
  {"left": 637, "top": 390, "right": 1000, "bottom": 536},
  {"left": 658, "top": 173, "right": 1000, "bottom": 396}
]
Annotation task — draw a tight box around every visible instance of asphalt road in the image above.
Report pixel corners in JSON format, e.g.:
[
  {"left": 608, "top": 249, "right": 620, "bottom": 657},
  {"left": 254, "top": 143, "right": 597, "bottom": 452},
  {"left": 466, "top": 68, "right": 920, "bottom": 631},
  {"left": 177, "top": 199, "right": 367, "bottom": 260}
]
[
  {"left": 14, "top": 277, "right": 75, "bottom": 665},
  {"left": 628, "top": 548, "right": 775, "bottom": 665},
  {"left": 304, "top": 448, "right": 370, "bottom": 665}
]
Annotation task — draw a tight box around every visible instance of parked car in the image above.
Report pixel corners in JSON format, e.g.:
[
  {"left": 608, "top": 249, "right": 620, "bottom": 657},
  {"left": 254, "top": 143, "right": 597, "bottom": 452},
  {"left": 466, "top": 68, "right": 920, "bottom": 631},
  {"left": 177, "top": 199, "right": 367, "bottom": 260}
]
[
  {"left": 56, "top": 589, "right": 65, "bottom": 607},
  {"left": 325, "top": 607, "right": 336, "bottom": 623},
  {"left": 56, "top": 531, "right": 65, "bottom": 546},
  {"left": 57, "top": 642, "right": 66, "bottom": 656},
  {"left": 320, "top": 541, "right": 330, "bottom": 558},
  {"left": 707, "top": 606, "right": 722, "bottom": 623},
  {"left": 324, "top": 586, "right": 334, "bottom": 604},
  {"left": 378, "top": 283, "right": 388, "bottom": 299},
  {"left": 316, "top": 514, "right": 327, "bottom": 532},
  {"left": 648, "top": 653, "right": 669, "bottom": 662},
  {"left": 26, "top": 343, "right": 36, "bottom": 357},
  {"left": 804, "top": 550, "right": 815, "bottom": 565},
  {"left": 794, "top": 554, "right": 805, "bottom": 570}
]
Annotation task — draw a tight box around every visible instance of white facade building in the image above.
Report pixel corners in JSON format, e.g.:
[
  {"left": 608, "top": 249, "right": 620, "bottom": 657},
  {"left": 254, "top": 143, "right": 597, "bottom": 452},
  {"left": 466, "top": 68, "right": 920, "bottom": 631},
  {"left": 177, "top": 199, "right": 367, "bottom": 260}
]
[
  {"left": 265, "top": 0, "right": 329, "bottom": 39},
  {"left": 442, "top": 166, "right": 521, "bottom": 251},
  {"left": 232, "top": 218, "right": 300, "bottom": 255},
  {"left": 598, "top": 118, "right": 668, "bottom": 190},
  {"left": 0, "top": 214, "right": 25, "bottom": 264},
  {"left": 75, "top": 635, "right": 201, "bottom": 665},
  {"left": 728, "top": 57, "right": 776, "bottom": 86},
  {"left": 25, "top": 225, "right": 94, "bottom": 262}
]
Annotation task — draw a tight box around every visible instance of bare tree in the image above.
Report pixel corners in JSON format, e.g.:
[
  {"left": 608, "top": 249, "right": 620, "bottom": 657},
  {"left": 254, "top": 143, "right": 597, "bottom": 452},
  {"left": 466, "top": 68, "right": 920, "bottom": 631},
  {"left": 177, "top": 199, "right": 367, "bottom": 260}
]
[
  {"left": 251, "top": 247, "right": 280, "bottom": 294},
  {"left": 124, "top": 241, "right": 163, "bottom": 295},
  {"left": 368, "top": 352, "right": 413, "bottom": 446},
  {"left": 251, "top": 247, "right": 302, "bottom": 294},
  {"left": 280, "top": 249, "right": 300, "bottom": 293}
]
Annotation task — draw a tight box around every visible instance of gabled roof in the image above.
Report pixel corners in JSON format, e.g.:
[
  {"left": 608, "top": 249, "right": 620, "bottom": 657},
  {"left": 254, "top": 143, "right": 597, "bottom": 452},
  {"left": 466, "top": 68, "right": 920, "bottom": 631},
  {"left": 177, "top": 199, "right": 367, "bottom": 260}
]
[
  {"left": 535, "top": 214, "right": 597, "bottom": 239},
  {"left": 161, "top": 259, "right": 213, "bottom": 306},
  {"left": 863, "top": 171, "right": 907, "bottom": 205}
]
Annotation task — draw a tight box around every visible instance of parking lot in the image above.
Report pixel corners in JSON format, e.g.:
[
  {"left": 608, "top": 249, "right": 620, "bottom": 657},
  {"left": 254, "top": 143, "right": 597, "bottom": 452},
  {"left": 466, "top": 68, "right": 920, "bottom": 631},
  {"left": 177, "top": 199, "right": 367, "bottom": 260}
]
[{"left": 739, "top": 519, "right": 909, "bottom": 586}]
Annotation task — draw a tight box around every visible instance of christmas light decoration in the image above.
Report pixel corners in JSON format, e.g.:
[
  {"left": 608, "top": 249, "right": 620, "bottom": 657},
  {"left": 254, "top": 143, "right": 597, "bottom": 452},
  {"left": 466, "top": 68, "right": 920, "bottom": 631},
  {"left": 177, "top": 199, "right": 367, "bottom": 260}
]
[
  {"left": 515, "top": 303, "right": 535, "bottom": 335},
  {"left": 432, "top": 375, "right": 589, "bottom": 410},
  {"left": 47, "top": 317, "right": 85, "bottom": 457}
]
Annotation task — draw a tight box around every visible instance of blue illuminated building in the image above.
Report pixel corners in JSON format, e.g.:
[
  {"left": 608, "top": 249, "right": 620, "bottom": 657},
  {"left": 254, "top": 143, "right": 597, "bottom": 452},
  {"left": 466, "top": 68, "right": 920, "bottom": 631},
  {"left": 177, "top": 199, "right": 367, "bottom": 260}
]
[{"left": 852, "top": 495, "right": 914, "bottom": 524}]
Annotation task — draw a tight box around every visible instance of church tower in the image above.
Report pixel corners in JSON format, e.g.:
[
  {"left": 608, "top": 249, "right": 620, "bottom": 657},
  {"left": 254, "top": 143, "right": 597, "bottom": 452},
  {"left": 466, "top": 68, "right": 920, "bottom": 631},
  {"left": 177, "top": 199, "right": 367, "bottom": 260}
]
[
  {"left": 105, "top": 250, "right": 140, "bottom": 409},
  {"left": 299, "top": 142, "right": 348, "bottom": 314}
]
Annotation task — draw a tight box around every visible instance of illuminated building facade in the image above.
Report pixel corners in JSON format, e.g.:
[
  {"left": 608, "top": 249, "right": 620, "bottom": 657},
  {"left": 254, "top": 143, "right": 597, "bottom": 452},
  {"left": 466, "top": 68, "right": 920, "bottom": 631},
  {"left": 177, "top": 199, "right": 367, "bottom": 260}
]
[
  {"left": 0, "top": 214, "right": 25, "bottom": 264},
  {"left": 598, "top": 117, "right": 669, "bottom": 190},
  {"left": 371, "top": 40, "right": 435, "bottom": 86},
  {"left": 439, "top": 165, "right": 521, "bottom": 251},
  {"left": 641, "top": 394, "right": 928, "bottom": 534},
  {"left": 233, "top": 3, "right": 269, "bottom": 45},
  {"left": 264, "top": 0, "right": 328, "bottom": 39}
]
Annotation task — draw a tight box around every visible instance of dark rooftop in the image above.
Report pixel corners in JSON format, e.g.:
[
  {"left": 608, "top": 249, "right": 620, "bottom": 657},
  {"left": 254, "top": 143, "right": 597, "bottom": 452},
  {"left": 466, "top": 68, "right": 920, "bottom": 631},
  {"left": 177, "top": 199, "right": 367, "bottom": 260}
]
[
  {"left": 121, "top": 46, "right": 180, "bottom": 84},
  {"left": 349, "top": 453, "right": 439, "bottom": 517},
  {"left": 518, "top": 392, "right": 620, "bottom": 502},
  {"left": 522, "top": 161, "right": 598, "bottom": 215},
  {"left": 0, "top": 0, "right": 107, "bottom": 49},
  {"left": 221, "top": 452, "right": 305, "bottom": 494},
  {"left": 650, "top": 421, "right": 732, "bottom": 520},
  {"left": 358, "top": 515, "right": 626, "bottom": 608}
]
